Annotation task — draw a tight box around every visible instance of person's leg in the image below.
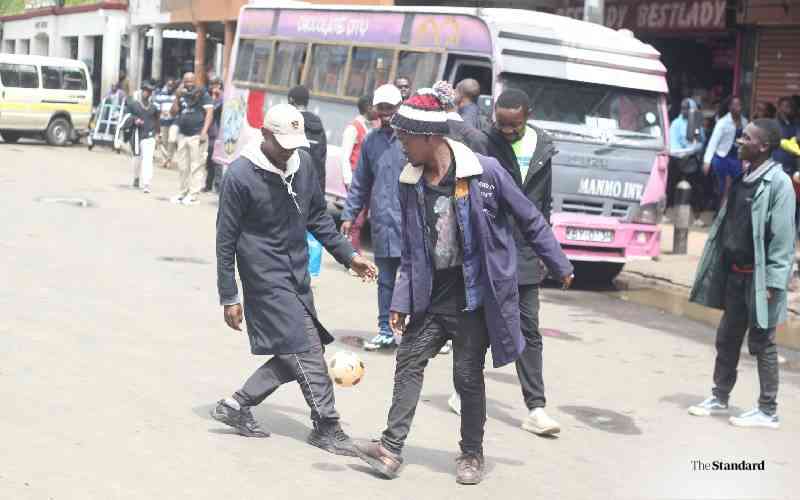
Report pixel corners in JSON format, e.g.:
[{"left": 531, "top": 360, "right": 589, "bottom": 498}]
[
  {"left": 365, "top": 257, "right": 400, "bottom": 350},
  {"left": 187, "top": 136, "right": 208, "bottom": 199},
  {"left": 174, "top": 134, "right": 190, "bottom": 198},
  {"left": 748, "top": 326, "right": 779, "bottom": 416},
  {"left": 132, "top": 151, "right": 142, "bottom": 187},
  {"left": 139, "top": 138, "right": 156, "bottom": 189},
  {"left": 450, "top": 310, "right": 490, "bottom": 485},
  {"left": 711, "top": 274, "right": 749, "bottom": 403},
  {"left": 515, "top": 284, "right": 545, "bottom": 410},
  {"left": 204, "top": 140, "right": 216, "bottom": 191},
  {"left": 380, "top": 314, "right": 448, "bottom": 454}
]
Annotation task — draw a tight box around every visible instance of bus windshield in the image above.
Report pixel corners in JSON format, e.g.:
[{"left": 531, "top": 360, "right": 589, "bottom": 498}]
[{"left": 501, "top": 73, "right": 666, "bottom": 149}]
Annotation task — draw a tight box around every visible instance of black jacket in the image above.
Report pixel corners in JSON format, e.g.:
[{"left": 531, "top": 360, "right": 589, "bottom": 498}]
[
  {"left": 462, "top": 125, "right": 557, "bottom": 285},
  {"left": 216, "top": 150, "right": 355, "bottom": 355},
  {"left": 299, "top": 111, "right": 328, "bottom": 194},
  {"left": 125, "top": 95, "right": 160, "bottom": 139}
]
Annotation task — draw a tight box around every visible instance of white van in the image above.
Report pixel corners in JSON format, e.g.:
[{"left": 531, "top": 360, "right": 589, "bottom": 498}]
[{"left": 0, "top": 54, "right": 93, "bottom": 146}]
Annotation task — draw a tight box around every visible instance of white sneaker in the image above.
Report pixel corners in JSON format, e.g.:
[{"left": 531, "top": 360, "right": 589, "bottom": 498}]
[
  {"left": 181, "top": 196, "right": 199, "bottom": 206},
  {"left": 142, "top": 185, "right": 151, "bottom": 194},
  {"left": 729, "top": 408, "right": 780, "bottom": 429},
  {"left": 521, "top": 408, "right": 561, "bottom": 435},
  {"left": 688, "top": 396, "right": 729, "bottom": 417},
  {"left": 693, "top": 218, "right": 706, "bottom": 228},
  {"left": 448, "top": 392, "right": 461, "bottom": 416},
  {"left": 169, "top": 195, "right": 184, "bottom": 204},
  {"left": 439, "top": 340, "right": 452, "bottom": 355}
]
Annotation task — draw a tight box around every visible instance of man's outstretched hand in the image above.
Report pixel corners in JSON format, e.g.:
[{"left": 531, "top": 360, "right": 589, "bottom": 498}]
[
  {"left": 350, "top": 254, "right": 377, "bottom": 282},
  {"left": 224, "top": 304, "right": 243, "bottom": 331}
]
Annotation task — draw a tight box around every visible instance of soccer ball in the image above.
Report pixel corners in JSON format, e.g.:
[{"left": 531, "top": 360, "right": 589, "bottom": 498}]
[{"left": 328, "top": 351, "right": 365, "bottom": 387}]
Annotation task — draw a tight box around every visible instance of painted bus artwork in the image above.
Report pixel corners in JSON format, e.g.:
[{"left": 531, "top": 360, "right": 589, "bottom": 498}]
[{"left": 215, "top": 5, "right": 670, "bottom": 282}]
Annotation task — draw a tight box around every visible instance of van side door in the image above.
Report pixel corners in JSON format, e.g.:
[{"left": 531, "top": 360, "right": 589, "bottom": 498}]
[{"left": 0, "top": 62, "right": 41, "bottom": 130}]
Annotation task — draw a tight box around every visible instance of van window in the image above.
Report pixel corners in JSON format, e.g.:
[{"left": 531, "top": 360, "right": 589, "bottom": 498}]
[
  {"left": 397, "top": 52, "right": 441, "bottom": 92},
  {"left": 308, "top": 44, "right": 348, "bottom": 95},
  {"left": 40, "top": 66, "right": 88, "bottom": 90},
  {"left": 270, "top": 42, "right": 307, "bottom": 88},
  {"left": 234, "top": 39, "right": 272, "bottom": 84},
  {"left": 0, "top": 63, "right": 38, "bottom": 88},
  {"left": 346, "top": 47, "right": 393, "bottom": 98}
]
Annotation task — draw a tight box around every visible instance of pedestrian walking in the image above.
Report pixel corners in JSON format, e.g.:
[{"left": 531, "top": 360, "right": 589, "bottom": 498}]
[
  {"left": 153, "top": 79, "right": 177, "bottom": 169},
  {"left": 212, "top": 103, "right": 378, "bottom": 452},
  {"left": 169, "top": 72, "right": 214, "bottom": 205},
  {"left": 340, "top": 84, "right": 405, "bottom": 352},
  {"left": 668, "top": 98, "right": 707, "bottom": 226},
  {"left": 449, "top": 87, "right": 563, "bottom": 435},
  {"left": 126, "top": 81, "right": 160, "bottom": 194},
  {"left": 288, "top": 85, "right": 327, "bottom": 195},
  {"left": 689, "top": 119, "right": 795, "bottom": 429},
  {"left": 203, "top": 77, "right": 224, "bottom": 193},
  {"left": 352, "top": 85, "right": 574, "bottom": 485},
  {"left": 340, "top": 94, "right": 377, "bottom": 253},
  {"left": 773, "top": 96, "right": 798, "bottom": 175},
  {"left": 455, "top": 79, "right": 482, "bottom": 130},
  {"left": 704, "top": 96, "right": 748, "bottom": 203}
]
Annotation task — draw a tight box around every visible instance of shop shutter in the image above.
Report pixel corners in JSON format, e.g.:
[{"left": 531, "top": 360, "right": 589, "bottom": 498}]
[{"left": 753, "top": 28, "right": 800, "bottom": 106}]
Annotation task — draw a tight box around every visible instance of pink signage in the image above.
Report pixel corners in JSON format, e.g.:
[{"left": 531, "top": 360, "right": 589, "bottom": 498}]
[
  {"left": 239, "top": 9, "right": 276, "bottom": 37},
  {"left": 410, "top": 15, "right": 492, "bottom": 54},
  {"left": 276, "top": 11, "right": 405, "bottom": 44}
]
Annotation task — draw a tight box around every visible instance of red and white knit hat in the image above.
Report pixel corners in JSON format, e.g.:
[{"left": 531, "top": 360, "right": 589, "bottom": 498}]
[{"left": 391, "top": 81, "right": 456, "bottom": 136}]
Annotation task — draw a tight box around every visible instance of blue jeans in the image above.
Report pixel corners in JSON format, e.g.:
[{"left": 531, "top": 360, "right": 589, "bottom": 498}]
[{"left": 375, "top": 257, "right": 401, "bottom": 336}]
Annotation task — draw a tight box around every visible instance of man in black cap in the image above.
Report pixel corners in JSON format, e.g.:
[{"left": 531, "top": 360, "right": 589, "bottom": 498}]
[{"left": 126, "top": 80, "right": 161, "bottom": 193}]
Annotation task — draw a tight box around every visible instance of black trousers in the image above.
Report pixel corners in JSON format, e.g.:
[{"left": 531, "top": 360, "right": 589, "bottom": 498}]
[
  {"left": 516, "top": 284, "right": 546, "bottom": 410},
  {"left": 381, "top": 310, "right": 490, "bottom": 456},
  {"left": 234, "top": 309, "right": 340, "bottom": 426},
  {"left": 711, "top": 272, "right": 779, "bottom": 415}
]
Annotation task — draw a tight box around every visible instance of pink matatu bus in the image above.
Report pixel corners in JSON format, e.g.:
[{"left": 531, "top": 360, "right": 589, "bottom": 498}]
[{"left": 215, "top": 2, "right": 670, "bottom": 282}]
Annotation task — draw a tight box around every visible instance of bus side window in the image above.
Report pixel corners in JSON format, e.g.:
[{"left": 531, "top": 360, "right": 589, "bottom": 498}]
[
  {"left": 233, "top": 39, "right": 272, "bottom": 85},
  {"left": 397, "top": 51, "right": 441, "bottom": 92},
  {"left": 308, "top": 44, "right": 348, "bottom": 96},
  {"left": 270, "top": 42, "right": 307, "bottom": 88},
  {"left": 345, "top": 47, "right": 393, "bottom": 98},
  {"left": 62, "top": 67, "right": 87, "bottom": 91},
  {"left": 19, "top": 65, "right": 38, "bottom": 88}
]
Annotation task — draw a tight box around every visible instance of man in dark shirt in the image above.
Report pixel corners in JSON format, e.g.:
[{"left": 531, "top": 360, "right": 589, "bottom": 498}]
[
  {"left": 773, "top": 96, "right": 798, "bottom": 175},
  {"left": 212, "top": 103, "right": 377, "bottom": 453},
  {"left": 689, "top": 119, "right": 796, "bottom": 429},
  {"left": 169, "top": 72, "right": 214, "bottom": 205},
  {"left": 126, "top": 81, "right": 160, "bottom": 193},
  {"left": 289, "top": 85, "right": 327, "bottom": 194}
]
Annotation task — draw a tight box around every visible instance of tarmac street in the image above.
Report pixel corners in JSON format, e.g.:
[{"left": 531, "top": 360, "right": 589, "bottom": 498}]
[{"left": 1, "top": 142, "right": 799, "bottom": 500}]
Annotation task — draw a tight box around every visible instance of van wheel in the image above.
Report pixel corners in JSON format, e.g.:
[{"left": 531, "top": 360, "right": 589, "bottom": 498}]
[
  {"left": 1, "top": 131, "right": 21, "bottom": 143},
  {"left": 46, "top": 118, "right": 72, "bottom": 146}
]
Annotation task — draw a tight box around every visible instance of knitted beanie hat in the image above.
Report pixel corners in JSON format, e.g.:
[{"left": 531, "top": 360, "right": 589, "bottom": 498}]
[{"left": 391, "top": 81, "right": 455, "bottom": 136}]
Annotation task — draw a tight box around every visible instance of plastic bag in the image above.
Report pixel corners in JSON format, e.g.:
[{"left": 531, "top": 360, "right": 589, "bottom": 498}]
[{"left": 307, "top": 232, "right": 323, "bottom": 277}]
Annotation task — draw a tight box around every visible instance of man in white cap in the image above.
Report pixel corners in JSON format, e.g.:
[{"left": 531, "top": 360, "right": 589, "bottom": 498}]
[
  {"left": 340, "top": 84, "right": 407, "bottom": 352},
  {"left": 212, "top": 103, "right": 377, "bottom": 456}
]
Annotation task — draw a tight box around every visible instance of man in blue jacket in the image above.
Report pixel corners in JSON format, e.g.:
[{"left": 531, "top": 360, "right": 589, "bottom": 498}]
[
  {"left": 340, "top": 84, "right": 405, "bottom": 351},
  {"left": 353, "top": 86, "right": 574, "bottom": 485}
]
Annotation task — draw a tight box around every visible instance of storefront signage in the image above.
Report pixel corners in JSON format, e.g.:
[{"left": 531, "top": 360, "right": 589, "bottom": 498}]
[
  {"left": 239, "top": 9, "right": 276, "bottom": 38},
  {"left": 556, "top": 0, "right": 727, "bottom": 33},
  {"left": 24, "top": 0, "right": 61, "bottom": 9},
  {"left": 35, "top": 21, "right": 48, "bottom": 31},
  {"left": 276, "top": 11, "right": 405, "bottom": 44}
]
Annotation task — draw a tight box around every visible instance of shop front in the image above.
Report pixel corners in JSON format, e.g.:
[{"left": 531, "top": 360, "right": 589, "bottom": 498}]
[{"left": 556, "top": 0, "right": 737, "bottom": 117}]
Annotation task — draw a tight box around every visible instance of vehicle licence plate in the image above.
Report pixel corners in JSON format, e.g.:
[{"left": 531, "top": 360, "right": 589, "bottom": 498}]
[{"left": 565, "top": 227, "right": 614, "bottom": 243}]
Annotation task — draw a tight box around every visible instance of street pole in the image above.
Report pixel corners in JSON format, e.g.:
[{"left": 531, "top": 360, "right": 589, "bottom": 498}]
[
  {"left": 673, "top": 180, "right": 691, "bottom": 255},
  {"left": 583, "top": 0, "right": 605, "bottom": 25}
]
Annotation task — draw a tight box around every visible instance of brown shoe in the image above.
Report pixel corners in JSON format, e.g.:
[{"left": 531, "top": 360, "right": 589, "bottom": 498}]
[
  {"left": 455, "top": 453, "right": 485, "bottom": 485},
  {"left": 353, "top": 439, "right": 402, "bottom": 479}
]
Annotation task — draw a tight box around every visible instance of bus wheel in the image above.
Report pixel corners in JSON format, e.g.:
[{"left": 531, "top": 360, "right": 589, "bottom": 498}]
[
  {"left": 573, "top": 262, "right": 624, "bottom": 284},
  {"left": 46, "top": 118, "right": 72, "bottom": 147}
]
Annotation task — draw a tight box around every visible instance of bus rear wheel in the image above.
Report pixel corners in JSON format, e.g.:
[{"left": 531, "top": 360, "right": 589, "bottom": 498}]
[
  {"left": 573, "top": 262, "right": 624, "bottom": 284},
  {"left": 46, "top": 118, "right": 72, "bottom": 147}
]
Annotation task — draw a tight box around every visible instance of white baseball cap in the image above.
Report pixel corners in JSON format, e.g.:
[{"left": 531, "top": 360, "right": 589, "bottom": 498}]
[
  {"left": 264, "top": 103, "right": 310, "bottom": 149},
  {"left": 373, "top": 84, "right": 403, "bottom": 106}
]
